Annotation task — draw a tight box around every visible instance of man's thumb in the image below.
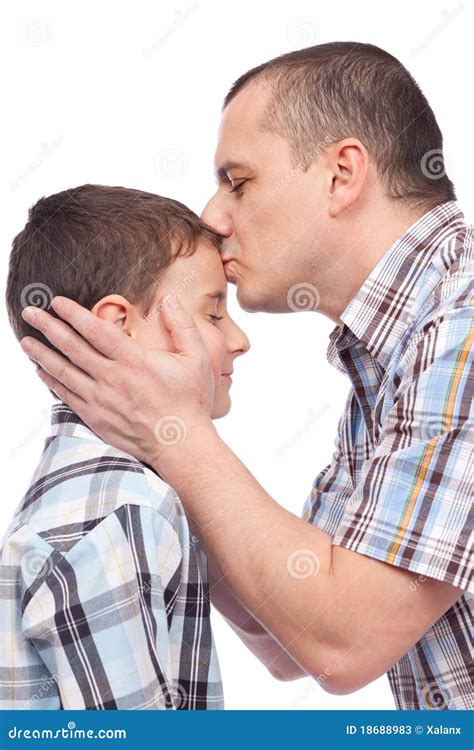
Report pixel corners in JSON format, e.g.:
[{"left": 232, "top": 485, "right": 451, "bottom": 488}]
[{"left": 161, "top": 295, "right": 205, "bottom": 355}]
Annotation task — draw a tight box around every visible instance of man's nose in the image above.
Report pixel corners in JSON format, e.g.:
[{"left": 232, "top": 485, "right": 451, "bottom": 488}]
[{"left": 201, "top": 196, "right": 233, "bottom": 237}]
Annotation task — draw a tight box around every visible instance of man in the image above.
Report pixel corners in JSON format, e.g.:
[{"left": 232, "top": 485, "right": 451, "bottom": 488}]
[{"left": 19, "top": 42, "right": 473, "bottom": 709}]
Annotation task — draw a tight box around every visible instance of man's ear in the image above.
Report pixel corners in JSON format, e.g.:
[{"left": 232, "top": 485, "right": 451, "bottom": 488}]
[
  {"left": 327, "top": 138, "right": 369, "bottom": 218},
  {"left": 91, "top": 295, "right": 138, "bottom": 338}
]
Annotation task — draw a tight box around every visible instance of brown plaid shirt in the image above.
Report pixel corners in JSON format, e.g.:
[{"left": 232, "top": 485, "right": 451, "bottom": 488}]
[{"left": 303, "top": 201, "right": 473, "bottom": 709}]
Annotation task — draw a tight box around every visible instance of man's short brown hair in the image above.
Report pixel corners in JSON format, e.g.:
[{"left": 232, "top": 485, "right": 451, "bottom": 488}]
[
  {"left": 6, "top": 184, "right": 221, "bottom": 352},
  {"left": 224, "top": 42, "right": 456, "bottom": 208}
]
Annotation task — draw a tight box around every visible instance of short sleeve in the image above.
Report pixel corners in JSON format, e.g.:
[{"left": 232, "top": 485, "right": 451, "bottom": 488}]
[
  {"left": 332, "top": 306, "right": 473, "bottom": 592},
  {"left": 21, "top": 504, "right": 184, "bottom": 709},
  {"left": 302, "top": 388, "right": 359, "bottom": 536}
]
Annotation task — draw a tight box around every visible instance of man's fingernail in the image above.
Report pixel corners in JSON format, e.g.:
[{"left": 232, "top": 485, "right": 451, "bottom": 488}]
[
  {"left": 22, "top": 306, "right": 38, "bottom": 321},
  {"left": 52, "top": 296, "right": 64, "bottom": 310},
  {"left": 21, "top": 338, "right": 33, "bottom": 352}
]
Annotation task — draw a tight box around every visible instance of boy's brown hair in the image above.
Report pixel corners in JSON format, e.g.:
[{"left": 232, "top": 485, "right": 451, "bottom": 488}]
[{"left": 6, "top": 184, "right": 222, "bottom": 353}]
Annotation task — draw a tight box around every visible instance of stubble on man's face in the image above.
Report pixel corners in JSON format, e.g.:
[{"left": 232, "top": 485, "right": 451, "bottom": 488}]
[{"left": 206, "top": 82, "right": 331, "bottom": 315}]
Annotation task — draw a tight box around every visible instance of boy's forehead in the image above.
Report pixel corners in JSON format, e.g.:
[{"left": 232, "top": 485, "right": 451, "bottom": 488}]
[{"left": 158, "top": 242, "right": 227, "bottom": 302}]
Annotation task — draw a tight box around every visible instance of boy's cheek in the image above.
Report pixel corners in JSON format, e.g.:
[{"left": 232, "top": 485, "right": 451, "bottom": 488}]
[
  {"left": 200, "top": 330, "right": 226, "bottom": 386},
  {"left": 136, "top": 316, "right": 175, "bottom": 352}
]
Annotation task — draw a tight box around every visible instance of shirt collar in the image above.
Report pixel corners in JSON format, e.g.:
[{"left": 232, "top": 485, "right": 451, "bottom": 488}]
[
  {"left": 327, "top": 201, "right": 465, "bottom": 370},
  {"left": 50, "top": 402, "right": 104, "bottom": 442},
  {"left": 49, "top": 402, "right": 163, "bottom": 479}
]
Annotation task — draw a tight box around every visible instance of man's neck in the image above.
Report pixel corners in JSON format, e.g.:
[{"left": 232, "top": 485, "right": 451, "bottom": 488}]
[{"left": 322, "top": 203, "right": 431, "bottom": 326}]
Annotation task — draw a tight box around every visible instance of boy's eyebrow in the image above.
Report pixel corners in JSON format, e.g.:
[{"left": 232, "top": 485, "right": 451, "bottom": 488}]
[{"left": 203, "top": 291, "right": 226, "bottom": 301}]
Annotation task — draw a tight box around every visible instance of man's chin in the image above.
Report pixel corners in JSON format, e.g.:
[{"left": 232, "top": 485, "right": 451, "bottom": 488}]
[
  {"left": 235, "top": 282, "right": 256, "bottom": 311},
  {"left": 236, "top": 284, "right": 271, "bottom": 314}
]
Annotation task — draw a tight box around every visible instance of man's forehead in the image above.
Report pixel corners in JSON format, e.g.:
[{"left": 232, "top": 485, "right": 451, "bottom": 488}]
[{"left": 213, "top": 83, "right": 270, "bottom": 174}]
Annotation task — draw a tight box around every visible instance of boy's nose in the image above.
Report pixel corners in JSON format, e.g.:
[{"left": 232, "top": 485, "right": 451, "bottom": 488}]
[{"left": 231, "top": 327, "right": 251, "bottom": 358}]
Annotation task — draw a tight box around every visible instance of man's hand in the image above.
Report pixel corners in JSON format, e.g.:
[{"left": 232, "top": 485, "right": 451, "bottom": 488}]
[{"left": 20, "top": 295, "right": 215, "bottom": 469}]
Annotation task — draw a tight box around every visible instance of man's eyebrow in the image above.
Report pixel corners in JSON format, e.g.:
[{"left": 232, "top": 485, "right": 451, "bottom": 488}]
[{"left": 215, "top": 160, "right": 251, "bottom": 183}]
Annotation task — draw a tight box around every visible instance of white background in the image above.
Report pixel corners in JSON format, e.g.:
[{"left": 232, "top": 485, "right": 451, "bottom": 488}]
[{"left": 1, "top": 0, "right": 471, "bottom": 710}]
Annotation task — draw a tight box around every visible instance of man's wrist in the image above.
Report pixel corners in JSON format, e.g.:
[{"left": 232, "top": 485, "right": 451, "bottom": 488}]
[{"left": 148, "top": 417, "right": 220, "bottom": 487}]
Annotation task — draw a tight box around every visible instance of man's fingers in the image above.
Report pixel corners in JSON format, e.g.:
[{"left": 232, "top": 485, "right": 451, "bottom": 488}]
[
  {"left": 162, "top": 295, "right": 208, "bottom": 357},
  {"left": 21, "top": 299, "right": 125, "bottom": 376},
  {"left": 21, "top": 336, "right": 95, "bottom": 399},
  {"left": 44, "top": 296, "right": 132, "bottom": 362},
  {"left": 36, "top": 368, "right": 87, "bottom": 415}
]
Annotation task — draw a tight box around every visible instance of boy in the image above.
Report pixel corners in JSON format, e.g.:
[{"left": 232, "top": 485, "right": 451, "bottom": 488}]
[{"left": 1, "top": 184, "right": 250, "bottom": 709}]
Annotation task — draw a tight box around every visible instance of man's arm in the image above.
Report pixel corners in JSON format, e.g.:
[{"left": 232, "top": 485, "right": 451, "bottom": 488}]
[
  {"left": 153, "top": 423, "right": 463, "bottom": 695},
  {"left": 207, "top": 557, "right": 308, "bottom": 681},
  {"left": 19, "top": 297, "right": 469, "bottom": 695}
]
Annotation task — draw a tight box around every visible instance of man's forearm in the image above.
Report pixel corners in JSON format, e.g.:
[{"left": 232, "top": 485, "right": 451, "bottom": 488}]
[
  {"left": 207, "top": 556, "right": 308, "bottom": 680},
  {"left": 207, "top": 555, "right": 266, "bottom": 635},
  {"left": 155, "top": 425, "right": 463, "bottom": 696},
  {"left": 154, "top": 423, "right": 345, "bottom": 684}
]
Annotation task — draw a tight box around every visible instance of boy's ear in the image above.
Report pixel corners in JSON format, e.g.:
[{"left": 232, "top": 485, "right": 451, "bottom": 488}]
[{"left": 91, "top": 295, "right": 138, "bottom": 338}]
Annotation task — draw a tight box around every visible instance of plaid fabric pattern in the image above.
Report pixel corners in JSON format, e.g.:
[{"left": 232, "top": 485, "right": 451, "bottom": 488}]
[
  {"left": 302, "top": 201, "right": 473, "bottom": 710},
  {"left": 0, "top": 405, "right": 224, "bottom": 710}
]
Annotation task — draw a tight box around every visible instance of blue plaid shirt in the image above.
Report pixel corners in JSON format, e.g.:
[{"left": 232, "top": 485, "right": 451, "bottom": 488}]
[{"left": 0, "top": 404, "right": 224, "bottom": 709}]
